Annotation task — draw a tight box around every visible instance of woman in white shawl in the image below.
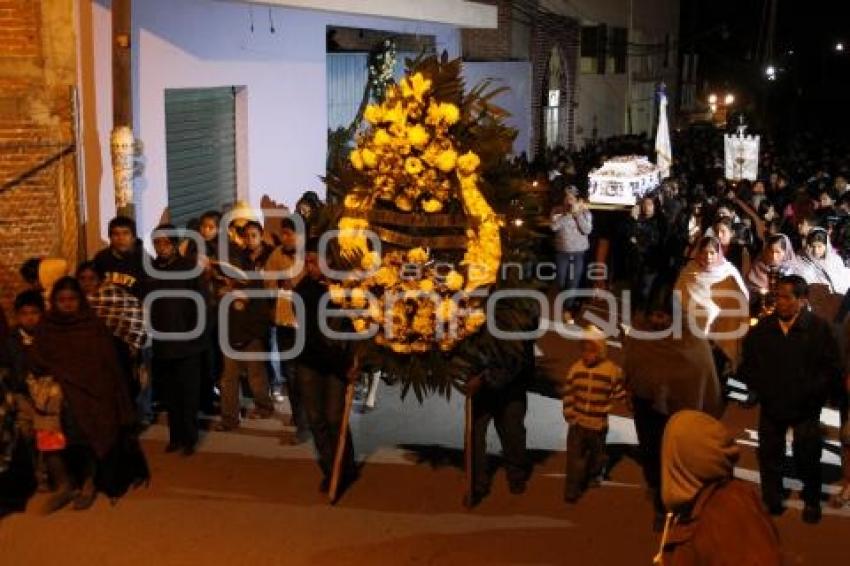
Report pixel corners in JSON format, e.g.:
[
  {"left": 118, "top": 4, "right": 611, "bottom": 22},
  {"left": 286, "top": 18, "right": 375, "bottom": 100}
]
[
  {"left": 795, "top": 228, "right": 850, "bottom": 295},
  {"left": 675, "top": 236, "right": 750, "bottom": 372},
  {"left": 746, "top": 233, "right": 797, "bottom": 294}
]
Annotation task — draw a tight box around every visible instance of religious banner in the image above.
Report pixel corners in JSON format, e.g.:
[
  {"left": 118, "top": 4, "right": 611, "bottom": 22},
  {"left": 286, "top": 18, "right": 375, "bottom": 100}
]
[{"left": 724, "top": 129, "right": 760, "bottom": 181}]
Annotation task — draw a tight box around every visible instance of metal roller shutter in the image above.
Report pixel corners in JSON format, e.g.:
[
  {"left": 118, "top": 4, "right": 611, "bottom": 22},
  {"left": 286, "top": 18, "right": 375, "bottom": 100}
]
[{"left": 165, "top": 87, "right": 237, "bottom": 227}]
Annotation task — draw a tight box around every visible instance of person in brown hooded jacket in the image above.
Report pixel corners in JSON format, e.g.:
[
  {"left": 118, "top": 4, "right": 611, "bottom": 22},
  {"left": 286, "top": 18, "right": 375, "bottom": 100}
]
[{"left": 654, "top": 410, "right": 781, "bottom": 566}]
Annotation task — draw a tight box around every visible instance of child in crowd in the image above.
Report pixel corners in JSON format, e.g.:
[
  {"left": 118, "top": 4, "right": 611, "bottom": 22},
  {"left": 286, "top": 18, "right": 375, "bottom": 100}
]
[{"left": 562, "top": 325, "right": 625, "bottom": 503}]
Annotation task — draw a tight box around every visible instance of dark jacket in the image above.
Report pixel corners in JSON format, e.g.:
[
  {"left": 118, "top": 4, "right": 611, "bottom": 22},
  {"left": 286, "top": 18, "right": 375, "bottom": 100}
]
[
  {"left": 0, "top": 327, "right": 36, "bottom": 394},
  {"left": 661, "top": 480, "right": 781, "bottom": 566},
  {"left": 147, "top": 254, "right": 208, "bottom": 360},
  {"left": 293, "top": 276, "right": 350, "bottom": 376},
  {"left": 93, "top": 241, "right": 149, "bottom": 299},
  {"left": 740, "top": 309, "right": 842, "bottom": 421}
]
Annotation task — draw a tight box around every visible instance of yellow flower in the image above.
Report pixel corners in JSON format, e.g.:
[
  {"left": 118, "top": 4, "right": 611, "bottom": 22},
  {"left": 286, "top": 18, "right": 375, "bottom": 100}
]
[
  {"left": 465, "top": 310, "right": 487, "bottom": 333},
  {"left": 421, "top": 198, "right": 443, "bottom": 213},
  {"left": 353, "top": 318, "right": 369, "bottom": 333},
  {"left": 457, "top": 151, "right": 481, "bottom": 175},
  {"left": 435, "top": 149, "right": 458, "bottom": 173},
  {"left": 344, "top": 193, "right": 363, "bottom": 209},
  {"left": 406, "top": 124, "right": 430, "bottom": 148},
  {"left": 373, "top": 128, "right": 392, "bottom": 146},
  {"left": 361, "top": 148, "right": 378, "bottom": 169},
  {"left": 395, "top": 195, "right": 413, "bottom": 212},
  {"left": 328, "top": 284, "right": 346, "bottom": 305},
  {"left": 374, "top": 266, "right": 398, "bottom": 287},
  {"left": 350, "top": 287, "right": 367, "bottom": 309},
  {"left": 400, "top": 72, "right": 432, "bottom": 102},
  {"left": 419, "top": 279, "right": 435, "bottom": 293},
  {"left": 438, "top": 103, "right": 460, "bottom": 125},
  {"left": 361, "top": 251, "right": 380, "bottom": 271},
  {"left": 404, "top": 157, "right": 424, "bottom": 176},
  {"left": 383, "top": 102, "right": 406, "bottom": 127},
  {"left": 364, "top": 104, "right": 383, "bottom": 124},
  {"left": 349, "top": 149, "right": 364, "bottom": 170},
  {"left": 407, "top": 247, "right": 429, "bottom": 263},
  {"left": 445, "top": 270, "right": 464, "bottom": 291},
  {"left": 438, "top": 299, "right": 457, "bottom": 321},
  {"left": 412, "top": 314, "right": 434, "bottom": 336}
]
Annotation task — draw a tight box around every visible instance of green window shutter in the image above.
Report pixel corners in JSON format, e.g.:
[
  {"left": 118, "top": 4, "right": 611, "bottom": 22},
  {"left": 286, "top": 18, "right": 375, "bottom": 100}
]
[{"left": 165, "top": 87, "right": 237, "bottom": 227}]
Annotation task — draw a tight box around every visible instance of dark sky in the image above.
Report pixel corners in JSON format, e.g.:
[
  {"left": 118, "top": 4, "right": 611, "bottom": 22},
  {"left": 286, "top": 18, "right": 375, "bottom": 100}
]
[{"left": 681, "top": 0, "right": 850, "bottom": 132}]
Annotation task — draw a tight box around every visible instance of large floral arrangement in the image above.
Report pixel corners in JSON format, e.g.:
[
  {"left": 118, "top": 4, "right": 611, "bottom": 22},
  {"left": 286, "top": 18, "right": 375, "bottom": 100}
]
[
  {"left": 324, "top": 54, "right": 539, "bottom": 398},
  {"left": 333, "top": 66, "right": 502, "bottom": 353}
]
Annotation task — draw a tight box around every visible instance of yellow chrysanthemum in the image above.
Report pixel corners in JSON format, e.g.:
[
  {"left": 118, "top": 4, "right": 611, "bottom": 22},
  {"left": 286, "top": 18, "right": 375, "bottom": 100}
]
[
  {"left": 435, "top": 149, "right": 458, "bottom": 173},
  {"left": 395, "top": 195, "right": 413, "bottom": 212},
  {"left": 328, "top": 284, "right": 346, "bottom": 305},
  {"left": 364, "top": 104, "right": 383, "bottom": 125},
  {"left": 456, "top": 151, "right": 481, "bottom": 175},
  {"left": 373, "top": 128, "right": 392, "bottom": 147},
  {"left": 445, "top": 270, "right": 464, "bottom": 291},
  {"left": 438, "top": 299, "right": 457, "bottom": 321},
  {"left": 412, "top": 314, "right": 434, "bottom": 336},
  {"left": 374, "top": 266, "right": 398, "bottom": 287},
  {"left": 349, "top": 149, "right": 364, "bottom": 170},
  {"left": 438, "top": 103, "right": 460, "bottom": 125},
  {"left": 350, "top": 287, "right": 367, "bottom": 309},
  {"left": 353, "top": 318, "right": 369, "bottom": 333},
  {"left": 361, "top": 251, "right": 380, "bottom": 271},
  {"left": 400, "top": 72, "right": 432, "bottom": 102},
  {"left": 419, "top": 279, "right": 435, "bottom": 293},
  {"left": 344, "top": 193, "right": 363, "bottom": 209},
  {"left": 407, "top": 247, "right": 429, "bottom": 263},
  {"left": 421, "top": 198, "right": 443, "bottom": 213},
  {"left": 404, "top": 157, "right": 424, "bottom": 176},
  {"left": 406, "top": 124, "right": 430, "bottom": 148},
  {"left": 383, "top": 103, "right": 406, "bottom": 127},
  {"left": 464, "top": 310, "right": 486, "bottom": 333},
  {"left": 361, "top": 148, "right": 378, "bottom": 168}
]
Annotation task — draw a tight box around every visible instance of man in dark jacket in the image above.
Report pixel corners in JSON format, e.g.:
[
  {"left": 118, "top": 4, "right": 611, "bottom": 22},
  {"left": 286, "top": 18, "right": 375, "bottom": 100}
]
[
  {"left": 293, "top": 243, "right": 357, "bottom": 491},
  {"left": 740, "top": 275, "right": 842, "bottom": 524},
  {"left": 93, "top": 216, "right": 149, "bottom": 299},
  {"left": 464, "top": 338, "right": 534, "bottom": 507},
  {"left": 148, "top": 225, "right": 208, "bottom": 455}
]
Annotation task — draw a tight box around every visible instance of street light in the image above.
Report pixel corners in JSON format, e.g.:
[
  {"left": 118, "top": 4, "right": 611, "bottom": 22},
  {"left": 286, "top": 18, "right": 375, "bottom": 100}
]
[
  {"left": 837, "top": 42, "right": 845, "bottom": 52},
  {"left": 724, "top": 93, "right": 735, "bottom": 105},
  {"left": 765, "top": 65, "right": 777, "bottom": 80},
  {"left": 708, "top": 93, "right": 718, "bottom": 104}
]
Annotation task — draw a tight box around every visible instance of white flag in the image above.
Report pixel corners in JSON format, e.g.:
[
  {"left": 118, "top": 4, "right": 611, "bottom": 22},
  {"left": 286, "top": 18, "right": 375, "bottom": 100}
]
[{"left": 655, "top": 91, "right": 672, "bottom": 178}]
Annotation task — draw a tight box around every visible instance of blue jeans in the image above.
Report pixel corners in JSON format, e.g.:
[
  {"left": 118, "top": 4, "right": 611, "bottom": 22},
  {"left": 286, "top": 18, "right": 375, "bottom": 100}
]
[{"left": 556, "top": 251, "right": 586, "bottom": 309}]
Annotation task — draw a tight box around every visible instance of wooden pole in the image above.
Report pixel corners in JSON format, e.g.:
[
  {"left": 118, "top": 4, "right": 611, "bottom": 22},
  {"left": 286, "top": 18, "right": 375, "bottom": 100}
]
[
  {"left": 112, "top": 0, "right": 135, "bottom": 219},
  {"left": 464, "top": 392, "right": 474, "bottom": 507},
  {"left": 328, "top": 381, "right": 356, "bottom": 504}
]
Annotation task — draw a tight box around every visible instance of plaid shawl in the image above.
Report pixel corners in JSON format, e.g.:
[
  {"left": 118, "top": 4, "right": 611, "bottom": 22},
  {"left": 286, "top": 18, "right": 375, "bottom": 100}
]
[{"left": 88, "top": 283, "right": 147, "bottom": 351}]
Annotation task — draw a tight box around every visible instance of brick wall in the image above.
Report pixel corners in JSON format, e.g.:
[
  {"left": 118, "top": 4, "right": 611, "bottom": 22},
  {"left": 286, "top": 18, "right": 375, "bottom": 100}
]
[
  {"left": 530, "top": 14, "right": 580, "bottom": 155},
  {"left": 461, "top": 0, "right": 512, "bottom": 61},
  {"left": 0, "top": 0, "right": 79, "bottom": 315}
]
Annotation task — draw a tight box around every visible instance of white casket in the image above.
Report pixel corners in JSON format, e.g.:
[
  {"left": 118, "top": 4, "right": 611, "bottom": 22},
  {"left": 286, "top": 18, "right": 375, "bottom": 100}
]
[{"left": 588, "top": 155, "right": 664, "bottom": 206}]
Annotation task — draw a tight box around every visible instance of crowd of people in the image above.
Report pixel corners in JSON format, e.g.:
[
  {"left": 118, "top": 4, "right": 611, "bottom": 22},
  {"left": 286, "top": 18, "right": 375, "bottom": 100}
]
[{"left": 0, "top": 127, "right": 849, "bottom": 563}]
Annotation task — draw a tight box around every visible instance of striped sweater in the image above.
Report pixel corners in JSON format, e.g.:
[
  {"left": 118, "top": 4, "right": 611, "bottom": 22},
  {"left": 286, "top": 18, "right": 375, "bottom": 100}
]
[{"left": 562, "top": 359, "right": 625, "bottom": 431}]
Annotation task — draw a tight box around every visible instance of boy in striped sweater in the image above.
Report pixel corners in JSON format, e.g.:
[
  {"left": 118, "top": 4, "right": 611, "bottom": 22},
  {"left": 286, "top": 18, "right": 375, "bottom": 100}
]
[{"left": 562, "top": 325, "right": 625, "bottom": 503}]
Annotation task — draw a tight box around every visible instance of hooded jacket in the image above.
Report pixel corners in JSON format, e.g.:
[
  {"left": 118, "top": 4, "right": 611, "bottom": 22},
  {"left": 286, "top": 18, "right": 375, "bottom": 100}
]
[{"left": 656, "top": 410, "right": 781, "bottom": 566}]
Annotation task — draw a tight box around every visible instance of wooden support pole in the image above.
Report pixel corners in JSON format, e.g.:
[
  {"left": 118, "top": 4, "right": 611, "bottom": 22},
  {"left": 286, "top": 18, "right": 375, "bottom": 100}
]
[
  {"left": 328, "top": 381, "right": 356, "bottom": 504},
  {"left": 112, "top": 0, "right": 134, "bottom": 219},
  {"left": 464, "top": 392, "right": 474, "bottom": 507}
]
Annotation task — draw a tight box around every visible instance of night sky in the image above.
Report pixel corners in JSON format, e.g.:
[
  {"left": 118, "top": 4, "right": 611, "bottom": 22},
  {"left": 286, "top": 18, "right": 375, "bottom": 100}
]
[{"left": 681, "top": 0, "right": 850, "bottom": 133}]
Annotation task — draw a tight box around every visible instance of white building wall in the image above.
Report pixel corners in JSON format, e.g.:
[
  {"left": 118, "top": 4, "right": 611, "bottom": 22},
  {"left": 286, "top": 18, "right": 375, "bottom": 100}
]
[{"left": 84, "top": 0, "right": 460, "bottom": 242}]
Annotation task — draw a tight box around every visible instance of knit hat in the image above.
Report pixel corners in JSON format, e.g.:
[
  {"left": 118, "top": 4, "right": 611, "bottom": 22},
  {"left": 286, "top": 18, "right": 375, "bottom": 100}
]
[
  {"left": 580, "top": 324, "right": 607, "bottom": 358},
  {"left": 661, "top": 410, "right": 740, "bottom": 510}
]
